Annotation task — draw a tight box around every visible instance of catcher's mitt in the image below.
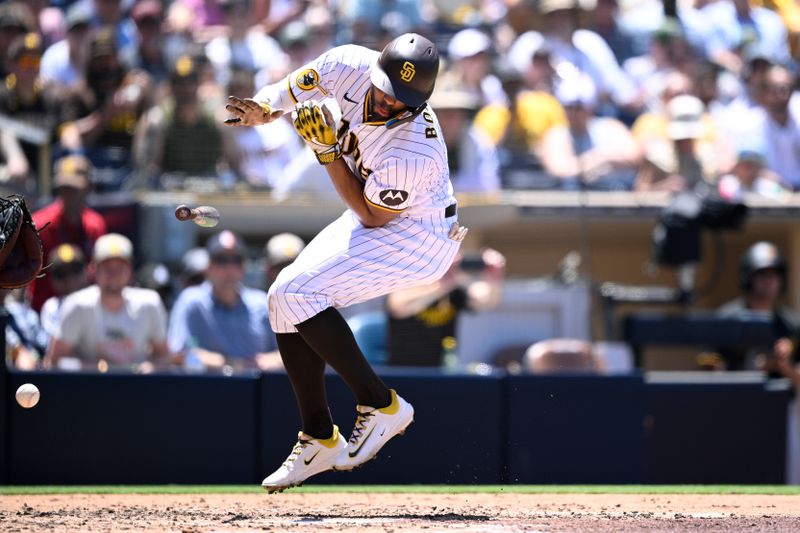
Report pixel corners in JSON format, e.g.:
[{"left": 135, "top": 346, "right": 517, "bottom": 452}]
[{"left": 0, "top": 195, "right": 43, "bottom": 289}]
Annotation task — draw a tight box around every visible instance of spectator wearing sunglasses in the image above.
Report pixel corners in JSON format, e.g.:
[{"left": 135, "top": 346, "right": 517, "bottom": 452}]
[
  {"left": 168, "top": 230, "right": 275, "bottom": 372},
  {"left": 39, "top": 243, "right": 89, "bottom": 344}
]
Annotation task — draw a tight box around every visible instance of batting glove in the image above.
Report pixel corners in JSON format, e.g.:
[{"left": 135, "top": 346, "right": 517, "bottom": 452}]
[{"left": 292, "top": 99, "right": 342, "bottom": 165}]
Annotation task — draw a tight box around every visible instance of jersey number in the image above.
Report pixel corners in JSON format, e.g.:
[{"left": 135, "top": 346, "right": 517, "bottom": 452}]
[{"left": 338, "top": 119, "right": 372, "bottom": 182}]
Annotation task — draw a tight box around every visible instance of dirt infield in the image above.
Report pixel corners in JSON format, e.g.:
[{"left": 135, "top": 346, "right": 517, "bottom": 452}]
[{"left": 2, "top": 492, "right": 800, "bottom": 532}]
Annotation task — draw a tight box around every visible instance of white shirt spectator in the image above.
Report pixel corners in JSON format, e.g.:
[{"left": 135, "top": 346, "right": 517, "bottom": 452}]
[
  {"left": 762, "top": 113, "right": 800, "bottom": 189},
  {"left": 55, "top": 285, "right": 168, "bottom": 368},
  {"left": 447, "top": 28, "right": 508, "bottom": 107}
]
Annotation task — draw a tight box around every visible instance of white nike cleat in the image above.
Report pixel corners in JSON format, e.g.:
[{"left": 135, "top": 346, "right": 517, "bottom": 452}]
[
  {"left": 334, "top": 389, "right": 414, "bottom": 471},
  {"left": 262, "top": 425, "right": 345, "bottom": 493}
]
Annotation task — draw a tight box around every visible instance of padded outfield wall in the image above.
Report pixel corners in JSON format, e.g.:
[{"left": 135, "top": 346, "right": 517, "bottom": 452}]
[{"left": 1, "top": 362, "right": 790, "bottom": 485}]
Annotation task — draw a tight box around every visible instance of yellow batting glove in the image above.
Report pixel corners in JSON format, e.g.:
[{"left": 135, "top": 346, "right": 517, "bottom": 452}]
[{"left": 292, "top": 99, "right": 342, "bottom": 165}]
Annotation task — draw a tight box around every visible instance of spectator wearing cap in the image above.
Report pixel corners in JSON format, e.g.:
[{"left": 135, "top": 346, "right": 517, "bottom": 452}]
[
  {"left": 0, "top": 32, "right": 67, "bottom": 193},
  {"left": 632, "top": 71, "right": 735, "bottom": 177},
  {"left": 133, "top": 54, "right": 238, "bottom": 189},
  {"left": 40, "top": 3, "right": 92, "bottom": 90},
  {"left": 264, "top": 232, "right": 305, "bottom": 289},
  {"left": 634, "top": 94, "right": 720, "bottom": 191},
  {"left": 168, "top": 230, "right": 277, "bottom": 372},
  {"left": 39, "top": 243, "right": 89, "bottom": 344},
  {"left": 45, "top": 233, "right": 170, "bottom": 373},
  {"left": 125, "top": 0, "right": 168, "bottom": 85},
  {"left": 0, "top": 2, "right": 34, "bottom": 79},
  {"left": 428, "top": 72, "right": 500, "bottom": 193},
  {"left": 717, "top": 137, "right": 792, "bottom": 201},
  {"left": 701, "top": 0, "right": 790, "bottom": 76},
  {"left": 30, "top": 155, "right": 107, "bottom": 312},
  {"left": 447, "top": 28, "right": 508, "bottom": 107},
  {"left": 58, "top": 25, "right": 153, "bottom": 192},
  {"left": 556, "top": 73, "right": 640, "bottom": 190}
]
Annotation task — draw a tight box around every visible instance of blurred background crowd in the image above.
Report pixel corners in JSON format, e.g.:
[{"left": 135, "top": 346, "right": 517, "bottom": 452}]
[
  {"left": 1, "top": 0, "right": 799, "bottom": 381},
  {"left": 0, "top": 0, "right": 798, "bottom": 199}
]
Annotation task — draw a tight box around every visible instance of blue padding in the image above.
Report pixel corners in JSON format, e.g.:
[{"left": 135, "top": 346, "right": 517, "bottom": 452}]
[
  {"left": 260, "top": 369, "right": 505, "bottom": 484},
  {"left": 7, "top": 371, "right": 261, "bottom": 484},
  {"left": 646, "top": 382, "right": 790, "bottom": 484},
  {"left": 507, "top": 374, "right": 647, "bottom": 483}
]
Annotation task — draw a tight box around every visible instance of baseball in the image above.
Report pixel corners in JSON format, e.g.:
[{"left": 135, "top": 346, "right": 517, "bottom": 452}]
[{"left": 15, "top": 383, "right": 40, "bottom": 408}]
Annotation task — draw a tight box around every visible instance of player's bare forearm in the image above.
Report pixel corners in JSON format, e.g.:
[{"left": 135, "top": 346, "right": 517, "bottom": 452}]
[{"left": 325, "top": 159, "right": 398, "bottom": 227}]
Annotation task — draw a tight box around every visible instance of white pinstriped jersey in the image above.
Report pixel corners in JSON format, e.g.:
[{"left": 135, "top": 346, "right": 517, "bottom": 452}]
[
  {"left": 254, "top": 45, "right": 456, "bottom": 220},
  {"left": 258, "top": 45, "right": 463, "bottom": 334}
]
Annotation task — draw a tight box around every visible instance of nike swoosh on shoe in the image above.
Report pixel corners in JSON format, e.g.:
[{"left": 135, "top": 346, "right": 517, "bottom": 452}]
[
  {"left": 303, "top": 450, "right": 321, "bottom": 465},
  {"left": 348, "top": 427, "right": 374, "bottom": 458}
]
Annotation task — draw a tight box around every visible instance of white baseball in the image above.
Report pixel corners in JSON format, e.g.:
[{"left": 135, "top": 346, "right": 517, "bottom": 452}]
[{"left": 15, "top": 383, "right": 40, "bottom": 408}]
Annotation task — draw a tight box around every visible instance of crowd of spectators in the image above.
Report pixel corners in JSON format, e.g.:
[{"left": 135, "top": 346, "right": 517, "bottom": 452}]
[
  {"left": 3, "top": 223, "right": 305, "bottom": 373},
  {"left": 0, "top": 0, "right": 796, "bottom": 199},
  {"left": 2, "top": 0, "right": 800, "bottom": 373}
]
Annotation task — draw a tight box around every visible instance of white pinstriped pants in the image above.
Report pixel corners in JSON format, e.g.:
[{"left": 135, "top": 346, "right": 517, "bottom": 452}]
[{"left": 268, "top": 210, "right": 461, "bottom": 333}]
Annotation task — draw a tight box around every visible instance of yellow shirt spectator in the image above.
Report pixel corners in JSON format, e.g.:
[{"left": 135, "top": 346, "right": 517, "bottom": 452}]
[
  {"left": 473, "top": 90, "right": 578, "bottom": 180},
  {"left": 475, "top": 91, "right": 568, "bottom": 149}
]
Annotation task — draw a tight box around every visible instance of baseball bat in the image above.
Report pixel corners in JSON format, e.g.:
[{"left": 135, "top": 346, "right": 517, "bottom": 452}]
[{"left": 174, "top": 204, "right": 220, "bottom": 228}]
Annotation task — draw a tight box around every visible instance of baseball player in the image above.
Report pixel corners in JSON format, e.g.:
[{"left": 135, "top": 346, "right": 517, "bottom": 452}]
[{"left": 225, "top": 33, "right": 467, "bottom": 492}]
